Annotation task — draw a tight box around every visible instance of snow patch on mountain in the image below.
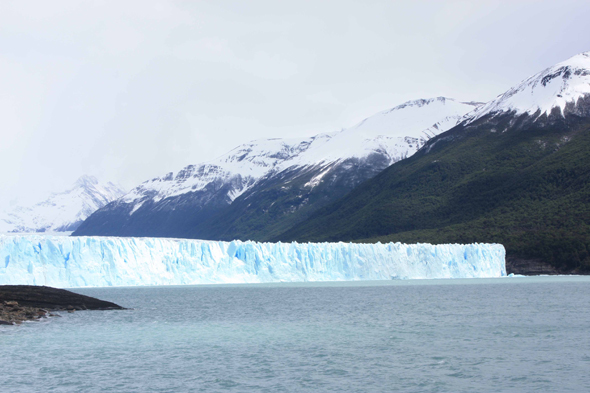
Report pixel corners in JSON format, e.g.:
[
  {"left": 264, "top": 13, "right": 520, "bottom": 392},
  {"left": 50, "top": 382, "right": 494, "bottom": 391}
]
[
  {"left": 466, "top": 51, "right": 590, "bottom": 123},
  {"left": 0, "top": 176, "right": 126, "bottom": 233},
  {"left": 294, "top": 97, "right": 481, "bottom": 166}
]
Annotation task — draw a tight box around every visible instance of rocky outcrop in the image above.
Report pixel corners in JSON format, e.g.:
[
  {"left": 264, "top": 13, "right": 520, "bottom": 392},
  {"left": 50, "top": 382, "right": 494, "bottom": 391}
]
[
  {"left": 505, "top": 257, "right": 563, "bottom": 276},
  {"left": 0, "top": 285, "right": 124, "bottom": 325},
  {"left": 0, "top": 300, "right": 54, "bottom": 324}
]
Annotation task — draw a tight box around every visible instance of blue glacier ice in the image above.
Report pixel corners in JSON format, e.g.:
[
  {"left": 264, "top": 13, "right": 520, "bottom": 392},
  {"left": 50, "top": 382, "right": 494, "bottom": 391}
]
[{"left": 0, "top": 235, "right": 506, "bottom": 288}]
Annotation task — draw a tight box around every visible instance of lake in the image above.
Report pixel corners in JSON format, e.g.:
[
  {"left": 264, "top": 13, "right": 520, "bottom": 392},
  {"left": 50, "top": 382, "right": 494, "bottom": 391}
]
[{"left": 1, "top": 276, "right": 589, "bottom": 392}]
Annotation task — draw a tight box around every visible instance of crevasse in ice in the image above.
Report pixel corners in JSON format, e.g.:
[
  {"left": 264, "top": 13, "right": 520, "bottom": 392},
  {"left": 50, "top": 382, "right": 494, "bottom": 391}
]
[{"left": 0, "top": 235, "right": 506, "bottom": 288}]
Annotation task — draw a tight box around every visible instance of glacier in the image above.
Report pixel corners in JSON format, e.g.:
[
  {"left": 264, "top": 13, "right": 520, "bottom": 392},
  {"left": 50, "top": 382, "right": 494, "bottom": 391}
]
[{"left": 0, "top": 235, "right": 506, "bottom": 288}]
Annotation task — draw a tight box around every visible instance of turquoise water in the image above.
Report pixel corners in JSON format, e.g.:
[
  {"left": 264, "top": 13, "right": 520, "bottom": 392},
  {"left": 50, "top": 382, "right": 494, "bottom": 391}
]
[{"left": 1, "top": 276, "right": 589, "bottom": 392}]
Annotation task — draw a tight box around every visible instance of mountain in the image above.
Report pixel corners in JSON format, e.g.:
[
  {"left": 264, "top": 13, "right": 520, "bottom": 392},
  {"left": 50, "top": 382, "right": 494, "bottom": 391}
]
[
  {"left": 73, "top": 97, "right": 481, "bottom": 239},
  {"left": 0, "top": 175, "right": 126, "bottom": 233},
  {"left": 278, "top": 51, "right": 590, "bottom": 274},
  {"left": 464, "top": 52, "right": 590, "bottom": 122}
]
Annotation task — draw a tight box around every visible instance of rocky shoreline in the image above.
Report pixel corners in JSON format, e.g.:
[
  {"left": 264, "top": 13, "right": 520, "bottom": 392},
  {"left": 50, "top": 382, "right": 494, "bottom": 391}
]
[
  {"left": 0, "top": 285, "right": 124, "bottom": 325},
  {"left": 505, "top": 256, "right": 576, "bottom": 276}
]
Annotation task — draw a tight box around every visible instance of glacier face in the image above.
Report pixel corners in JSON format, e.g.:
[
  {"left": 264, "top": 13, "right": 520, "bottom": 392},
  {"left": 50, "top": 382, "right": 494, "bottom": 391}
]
[{"left": 0, "top": 235, "right": 505, "bottom": 288}]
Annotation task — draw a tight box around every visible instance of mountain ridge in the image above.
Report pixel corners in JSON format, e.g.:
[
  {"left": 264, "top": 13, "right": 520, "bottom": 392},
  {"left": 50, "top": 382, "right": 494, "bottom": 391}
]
[{"left": 74, "top": 97, "right": 480, "bottom": 239}]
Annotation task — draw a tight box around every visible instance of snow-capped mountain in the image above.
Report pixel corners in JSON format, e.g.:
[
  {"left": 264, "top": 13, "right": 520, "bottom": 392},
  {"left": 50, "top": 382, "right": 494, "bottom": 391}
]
[
  {"left": 276, "top": 50, "right": 590, "bottom": 275},
  {"left": 74, "top": 97, "right": 481, "bottom": 239},
  {"left": 466, "top": 51, "right": 590, "bottom": 124},
  {"left": 0, "top": 175, "right": 126, "bottom": 233},
  {"left": 120, "top": 97, "right": 478, "bottom": 207}
]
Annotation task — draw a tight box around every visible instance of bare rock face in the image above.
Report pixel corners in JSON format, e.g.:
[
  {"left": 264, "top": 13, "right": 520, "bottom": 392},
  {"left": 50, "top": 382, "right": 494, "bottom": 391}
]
[
  {"left": 0, "top": 285, "right": 124, "bottom": 325},
  {"left": 505, "top": 257, "right": 562, "bottom": 276}
]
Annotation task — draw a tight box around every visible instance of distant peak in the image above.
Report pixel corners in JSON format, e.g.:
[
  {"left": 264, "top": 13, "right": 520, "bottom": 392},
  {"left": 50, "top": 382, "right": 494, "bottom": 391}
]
[
  {"left": 563, "top": 51, "right": 590, "bottom": 63},
  {"left": 75, "top": 175, "right": 99, "bottom": 187},
  {"left": 387, "top": 97, "right": 456, "bottom": 113},
  {"left": 465, "top": 50, "right": 590, "bottom": 123}
]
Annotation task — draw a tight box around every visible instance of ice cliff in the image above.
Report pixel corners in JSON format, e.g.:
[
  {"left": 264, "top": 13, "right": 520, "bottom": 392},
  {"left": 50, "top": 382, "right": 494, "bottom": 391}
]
[{"left": 0, "top": 235, "right": 506, "bottom": 288}]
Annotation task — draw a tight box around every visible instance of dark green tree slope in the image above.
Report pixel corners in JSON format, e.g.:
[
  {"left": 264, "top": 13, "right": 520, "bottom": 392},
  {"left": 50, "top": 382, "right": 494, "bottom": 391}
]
[
  {"left": 277, "top": 108, "right": 590, "bottom": 273},
  {"left": 194, "top": 154, "right": 390, "bottom": 241}
]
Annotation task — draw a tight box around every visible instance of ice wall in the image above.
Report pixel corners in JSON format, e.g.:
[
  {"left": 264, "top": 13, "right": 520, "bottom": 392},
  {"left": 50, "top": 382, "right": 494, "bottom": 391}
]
[{"left": 0, "top": 235, "right": 506, "bottom": 288}]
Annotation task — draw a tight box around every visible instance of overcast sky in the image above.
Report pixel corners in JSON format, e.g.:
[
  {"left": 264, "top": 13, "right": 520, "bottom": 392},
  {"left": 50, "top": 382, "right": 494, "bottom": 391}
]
[{"left": 1, "top": 0, "right": 590, "bottom": 208}]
